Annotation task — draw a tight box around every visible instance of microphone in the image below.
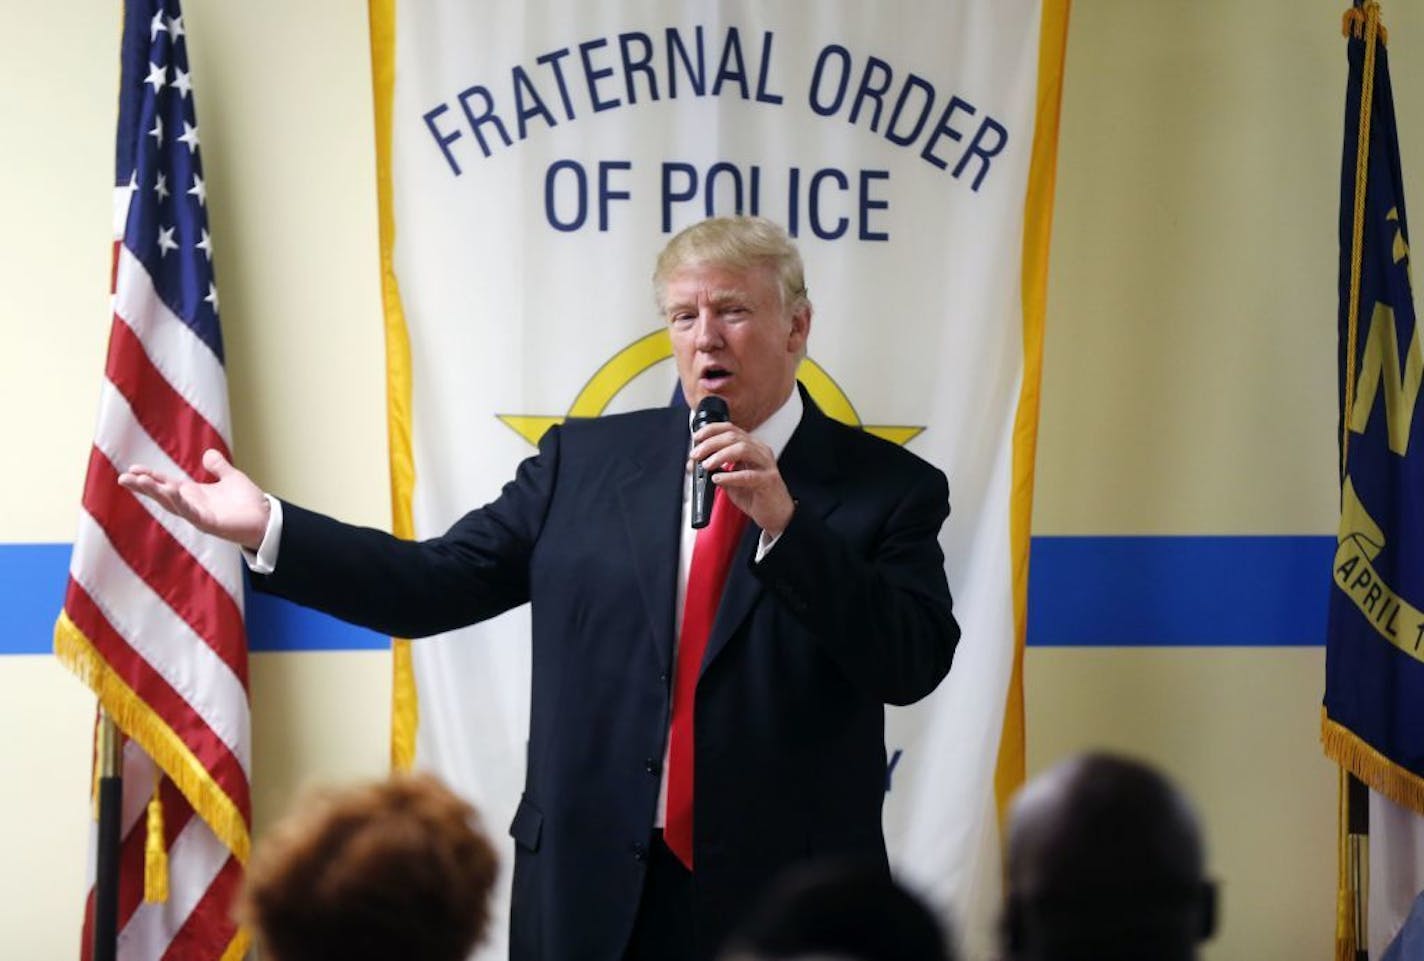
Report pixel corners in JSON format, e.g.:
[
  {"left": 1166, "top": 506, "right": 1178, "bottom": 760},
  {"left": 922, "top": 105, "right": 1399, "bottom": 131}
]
[{"left": 690, "top": 396, "right": 729, "bottom": 529}]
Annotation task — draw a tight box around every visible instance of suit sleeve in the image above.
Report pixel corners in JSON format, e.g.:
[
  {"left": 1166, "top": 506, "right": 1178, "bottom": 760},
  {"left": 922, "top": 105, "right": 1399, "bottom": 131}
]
[
  {"left": 752, "top": 464, "right": 958, "bottom": 706},
  {"left": 250, "top": 426, "right": 562, "bottom": 638}
]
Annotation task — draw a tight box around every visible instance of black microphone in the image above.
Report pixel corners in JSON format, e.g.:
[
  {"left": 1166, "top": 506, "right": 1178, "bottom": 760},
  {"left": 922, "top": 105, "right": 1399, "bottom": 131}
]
[{"left": 690, "top": 396, "right": 730, "bottom": 529}]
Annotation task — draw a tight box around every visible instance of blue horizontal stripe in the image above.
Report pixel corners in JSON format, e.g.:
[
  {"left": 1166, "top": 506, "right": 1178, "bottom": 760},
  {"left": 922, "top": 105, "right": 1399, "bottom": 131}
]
[
  {"left": 1028, "top": 535, "right": 1335, "bottom": 646},
  {"left": 2, "top": 543, "right": 386, "bottom": 655},
  {"left": 244, "top": 595, "right": 389, "bottom": 652},
  {"left": 0, "top": 537, "right": 1335, "bottom": 655},
  {"left": 3, "top": 544, "right": 72, "bottom": 655}
]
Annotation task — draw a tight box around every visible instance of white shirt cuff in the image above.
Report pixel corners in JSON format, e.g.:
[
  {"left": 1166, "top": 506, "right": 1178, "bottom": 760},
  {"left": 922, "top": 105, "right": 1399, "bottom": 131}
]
[
  {"left": 754, "top": 528, "right": 781, "bottom": 563},
  {"left": 242, "top": 495, "right": 283, "bottom": 574}
]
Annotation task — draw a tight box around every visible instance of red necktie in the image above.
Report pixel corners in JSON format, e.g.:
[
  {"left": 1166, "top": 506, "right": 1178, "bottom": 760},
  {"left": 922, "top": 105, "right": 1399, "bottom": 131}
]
[{"left": 664, "top": 490, "right": 748, "bottom": 870}]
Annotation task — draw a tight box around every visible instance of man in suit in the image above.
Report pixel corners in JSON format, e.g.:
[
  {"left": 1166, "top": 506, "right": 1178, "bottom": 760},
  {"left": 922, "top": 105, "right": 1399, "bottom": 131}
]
[{"left": 121, "top": 216, "right": 959, "bottom": 961}]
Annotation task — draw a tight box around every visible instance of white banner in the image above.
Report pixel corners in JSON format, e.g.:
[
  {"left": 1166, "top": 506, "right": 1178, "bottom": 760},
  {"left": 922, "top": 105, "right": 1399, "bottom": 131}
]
[{"left": 375, "top": 3, "right": 1065, "bottom": 958}]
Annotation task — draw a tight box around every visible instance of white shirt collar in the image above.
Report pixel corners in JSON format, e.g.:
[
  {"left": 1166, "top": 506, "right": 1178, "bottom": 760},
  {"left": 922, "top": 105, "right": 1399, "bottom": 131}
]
[{"left": 752, "top": 384, "right": 803, "bottom": 461}]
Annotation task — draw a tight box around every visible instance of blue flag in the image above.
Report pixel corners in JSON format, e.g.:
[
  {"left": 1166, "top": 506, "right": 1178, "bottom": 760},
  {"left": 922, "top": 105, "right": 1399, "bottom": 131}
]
[{"left": 1323, "top": 4, "right": 1424, "bottom": 814}]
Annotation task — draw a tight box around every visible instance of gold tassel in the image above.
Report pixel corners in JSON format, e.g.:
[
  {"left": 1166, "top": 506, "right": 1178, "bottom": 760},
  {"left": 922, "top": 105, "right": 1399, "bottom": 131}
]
[
  {"left": 1341, "top": 3, "right": 1388, "bottom": 46},
  {"left": 144, "top": 787, "right": 169, "bottom": 904},
  {"left": 1343, "top": 6, "right": 1363, "bottom": 39}
]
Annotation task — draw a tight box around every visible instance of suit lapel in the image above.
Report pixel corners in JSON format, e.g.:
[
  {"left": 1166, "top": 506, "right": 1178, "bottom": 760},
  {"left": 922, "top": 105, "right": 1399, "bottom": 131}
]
[
  {"left": 617, "top": 410, "right": 689, "bottom": 677},
  {"left": 701, "top": 388, "right": 842, "bottom": 674}
]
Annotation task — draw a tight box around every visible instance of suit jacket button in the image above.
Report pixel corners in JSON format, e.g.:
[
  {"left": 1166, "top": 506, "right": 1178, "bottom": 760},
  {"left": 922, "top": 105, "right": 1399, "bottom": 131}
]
[
  {"left": 630, "top": 841, "right": 649, "bottom": 862},
  {"left": 644, "top": 757, "right": 661, "bottom": 775}
]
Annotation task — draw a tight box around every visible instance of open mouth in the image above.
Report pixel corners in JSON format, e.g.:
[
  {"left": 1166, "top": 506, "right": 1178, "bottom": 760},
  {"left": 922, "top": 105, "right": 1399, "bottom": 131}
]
[{"left": 700, "top": 366, "right": 733, "bottom": 389}]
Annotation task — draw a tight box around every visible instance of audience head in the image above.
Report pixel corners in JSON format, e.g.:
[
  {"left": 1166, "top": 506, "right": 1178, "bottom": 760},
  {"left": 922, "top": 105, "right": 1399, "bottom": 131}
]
[
  {"left": 1003, "top": 753, "right": 1215, "bottom": 961},
  {"left": 720, "top": 859, "right": 955, "bottom": 961},
  {"left": 239, "top": 772, "right": 499, "bottom": 961}
]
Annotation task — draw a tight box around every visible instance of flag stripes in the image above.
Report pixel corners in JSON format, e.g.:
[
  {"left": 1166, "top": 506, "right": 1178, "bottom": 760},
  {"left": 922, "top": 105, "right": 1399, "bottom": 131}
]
[
  {"left": 111, "top": 247, "right": 232, "bottom": 447},
  {"left": 103, "top": 318, "right": 230, "bottom": 479},
  {"left": 80, "top": 453, "right": 247, "bottom": 685},
  {"left": 156, "top": 856, "right": 245, "bottom": 961},
  {"left": 89, "top": 381, "right": 244, "bottom": 604},
  {"left": 56, "top": 3, "right": 251, "bottom": 958},
  {"left": 120, "top": 816, "right": 238, "bottom": 959},
  {"left": 66, "top": 514, "right": 248, "bottom": 769},
  {"left": 78, "top": 750, "right": 245, "bottom": 961}
]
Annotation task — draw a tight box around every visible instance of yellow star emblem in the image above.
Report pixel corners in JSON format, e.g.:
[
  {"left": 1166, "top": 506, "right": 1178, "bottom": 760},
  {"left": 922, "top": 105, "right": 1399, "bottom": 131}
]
[{"left": 496, "top": 330, "right": 923, "bottom": 448}]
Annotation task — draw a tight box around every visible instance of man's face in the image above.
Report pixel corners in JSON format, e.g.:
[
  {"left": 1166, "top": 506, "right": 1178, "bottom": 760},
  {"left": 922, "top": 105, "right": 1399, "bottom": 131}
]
[{"left": 664, "top": 260, "right": 810, "bottom": 430}]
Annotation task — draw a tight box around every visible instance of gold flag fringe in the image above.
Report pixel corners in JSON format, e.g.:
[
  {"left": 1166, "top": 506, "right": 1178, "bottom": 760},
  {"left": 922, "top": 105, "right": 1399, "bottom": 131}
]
[
  {"left": 54, "top": 611, "right": 251, "bottom": 863},
  {"left": 1323, "top": 710, "right": 1424, "bottom": 815}
]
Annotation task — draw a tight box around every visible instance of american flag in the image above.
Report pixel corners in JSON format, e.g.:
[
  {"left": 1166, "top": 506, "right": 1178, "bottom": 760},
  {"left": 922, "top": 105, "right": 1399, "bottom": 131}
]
[{"left": 54, "top": 1, "right": 251, "bottom": 958}]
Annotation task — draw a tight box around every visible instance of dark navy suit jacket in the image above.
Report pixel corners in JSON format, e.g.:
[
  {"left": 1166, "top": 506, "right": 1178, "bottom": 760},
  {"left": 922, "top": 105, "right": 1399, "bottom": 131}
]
[{"left": 254, "top": 386, "right": 959, "bottom": 961}]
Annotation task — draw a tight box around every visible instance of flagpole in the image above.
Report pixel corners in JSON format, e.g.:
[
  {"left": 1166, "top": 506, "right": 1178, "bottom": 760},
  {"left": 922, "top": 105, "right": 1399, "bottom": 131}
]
[
  {"left": 1337, "top": 5, "right": 1380, "bottom": 958},
  {"left": 1347, "top": 772, "right": 1370, "bottom": 961},
  {"left": 92, "top": 711, "right": 123, "bottom": 961}
]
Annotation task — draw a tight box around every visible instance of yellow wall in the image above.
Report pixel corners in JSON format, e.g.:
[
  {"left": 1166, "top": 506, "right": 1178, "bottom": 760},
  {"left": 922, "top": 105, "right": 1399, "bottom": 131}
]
[
  {"left": 4, "top": 1, "right": 1420, "bottom": 958},
  {"left": 1032, "top": 3, "right": 1423, "bottom": 959}
]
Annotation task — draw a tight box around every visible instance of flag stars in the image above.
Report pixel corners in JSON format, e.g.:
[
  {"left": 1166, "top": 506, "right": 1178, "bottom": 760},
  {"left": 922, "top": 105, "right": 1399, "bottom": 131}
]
[
  {"left": 155, "top": 172, "right": 169, "bottom": 201},
  {"left": 178, "top": 121, "right": 200, "bottom": 154},
  {"left": 187, "top": 173, "right": 206, "bottom": 206},
  {"left": 196, "top": 229, "right": 213, "bottom": 260},
  {"left": 204, "top": 282, "right": 219, "bottom": 314},
  {"left": 157, "top": 226, "right": 178, "bottom": 257},
  {"left": 167, "top": 15, "right": 185, "bottom": 41},
  {"left": 149, "top": 114, "right": 164, "bottom": 145},
  {"left": 145, "top": 61, "right": 167, "bottom": 93},
  {"left": 173, "top": 67, "right": 192, "bottom": 99},
  {"left": 150, "top": 10, "right": 168, "bottom": 41}
]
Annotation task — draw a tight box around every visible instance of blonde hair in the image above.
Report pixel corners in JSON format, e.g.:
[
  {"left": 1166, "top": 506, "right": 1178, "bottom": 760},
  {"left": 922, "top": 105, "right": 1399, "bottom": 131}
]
[{"left": 654, "top": 216, "right": 810, "bottom": 315}]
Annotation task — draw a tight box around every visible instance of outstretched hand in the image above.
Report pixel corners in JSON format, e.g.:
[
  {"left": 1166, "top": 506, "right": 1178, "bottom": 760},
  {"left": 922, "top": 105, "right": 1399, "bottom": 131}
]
[{"left": 118, "top": 449, "right": 270, "bottom": 550}]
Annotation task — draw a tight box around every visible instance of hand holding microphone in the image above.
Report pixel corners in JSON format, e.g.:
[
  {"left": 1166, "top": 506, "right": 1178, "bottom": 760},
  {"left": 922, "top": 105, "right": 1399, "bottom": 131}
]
[
  {"left": 688, "top": 396, "right": 796, "bottom": 536},
  {"left": 690, "top": 396, "right": 730, "bottom": 529}
]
